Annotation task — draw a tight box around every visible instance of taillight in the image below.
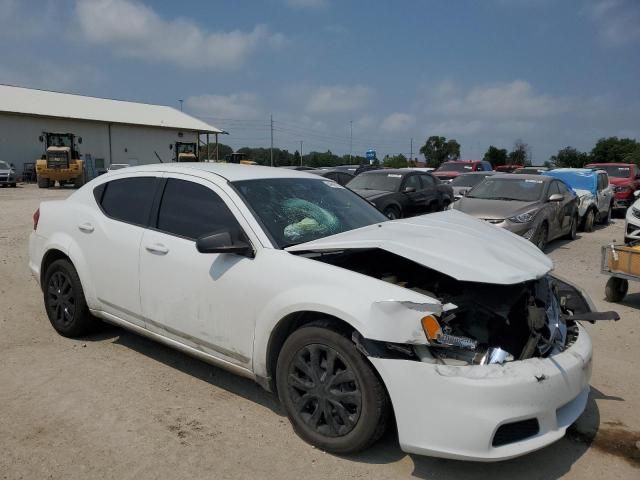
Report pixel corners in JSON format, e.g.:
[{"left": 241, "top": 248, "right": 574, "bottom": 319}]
[{"left": 33, "top": 208, "right": 40, "bottom": 230}]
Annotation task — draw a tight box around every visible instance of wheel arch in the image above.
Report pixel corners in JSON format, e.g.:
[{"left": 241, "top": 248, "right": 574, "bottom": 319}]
[{"left": 263, "top": 311, "right": 363, "bottom": 393}]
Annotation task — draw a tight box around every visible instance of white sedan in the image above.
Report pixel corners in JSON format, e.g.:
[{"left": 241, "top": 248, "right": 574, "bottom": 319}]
[{"left": 29, "top": 163, "right": 608, "bottom": 461}]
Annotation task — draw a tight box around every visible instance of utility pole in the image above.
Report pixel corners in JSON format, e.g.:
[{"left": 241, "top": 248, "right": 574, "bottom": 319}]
[
  {"left": 349, "top": 120, "right": 353, "bottom": 162},
  {"left": 300, "top": 140, "right": 303, "bottom": 166},
  {"left": 179, "top": 99, "right": 183, "bottom": 111},
  {"left": 410, "top": 138, "right": 413, "bottom": 163},
  {"left": 270, "top": 114, "right": 274, "bottom": 167}
]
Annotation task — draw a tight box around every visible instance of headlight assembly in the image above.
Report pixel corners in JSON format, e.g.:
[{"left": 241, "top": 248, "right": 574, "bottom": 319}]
[{"left": 508, "top": 210, "right": 537, "bottom": 223}]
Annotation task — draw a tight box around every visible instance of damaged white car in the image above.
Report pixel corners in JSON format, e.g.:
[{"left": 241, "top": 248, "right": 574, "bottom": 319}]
[{"left": 29, "top": 164, "right": 618, "bottom": 461}]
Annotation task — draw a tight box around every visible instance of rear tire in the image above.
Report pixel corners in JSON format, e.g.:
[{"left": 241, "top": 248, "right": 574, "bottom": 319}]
[
  {"left": 605, "top": 277, "right": 628, "bottom": 303},
  {"left": 43, "top": 259, "right": 96, "bottom": 337},
  {"left": 37, "top": 177, "right": 50, "bottom": 189},
  {"left": 583, "top": 209, "right": 595, "bottom": 232},
  {"left": 276, "top": 326, "right": 389, "bottom": 454},
  {"left": 10, "top": 183, "right": 16, "bottom": 188},
  {"left": 73, "top": 176, "right": 85, "bottom": 189}
]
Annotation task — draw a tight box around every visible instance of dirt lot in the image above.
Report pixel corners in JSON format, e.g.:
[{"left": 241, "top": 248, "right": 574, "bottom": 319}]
[{"left": 1, "top": 184, "right": 639, "bottom": 479}]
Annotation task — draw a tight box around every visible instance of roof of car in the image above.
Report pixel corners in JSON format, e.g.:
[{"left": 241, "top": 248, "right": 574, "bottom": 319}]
[
  {"left": 360, "top": 169, "right": 425, "bottom": 176},
  {"left": 456, "top": 171, "right": 496, "bottom": 176},
  {"left": 492, "top": 173, "right": 554, "bottom": 182},
  {"left": 110, "top": 162, "right": 323, "bottom": 182},
  {"left": 585, "top": 162, "right": 634, "bottom": 167}
]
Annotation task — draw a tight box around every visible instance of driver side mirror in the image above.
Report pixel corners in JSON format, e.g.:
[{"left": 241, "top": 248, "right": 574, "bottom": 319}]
[
  {"left": 403, "top": 186, "right": 416, "bottom": 193},
  {"left": 196, "top": 231, "right": 253, "bottom": 257},
  {"left": 548, "top": 193, "right": 564, "bottom": 202}
]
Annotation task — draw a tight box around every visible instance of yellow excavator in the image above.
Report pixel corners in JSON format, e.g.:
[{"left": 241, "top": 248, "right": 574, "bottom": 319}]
[
  {"left": 173, "top": 142, "right": 199, "bottom": 162},
  {"left": 36, "top": 132, "right": 85, "bottom": 188}
]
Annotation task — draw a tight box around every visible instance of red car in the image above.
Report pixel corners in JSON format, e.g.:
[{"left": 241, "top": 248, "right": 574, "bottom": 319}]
[
  {"left": 433, "top": 160, "right": 493, "bottom": 182},
  {"left": 585, "top": 163, "right": 640, "bottom": 211}
]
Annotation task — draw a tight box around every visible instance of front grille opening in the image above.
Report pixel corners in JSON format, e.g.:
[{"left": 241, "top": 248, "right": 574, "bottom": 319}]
[{"left": 492, "top": 419, "right": 540, "bottom": 447}]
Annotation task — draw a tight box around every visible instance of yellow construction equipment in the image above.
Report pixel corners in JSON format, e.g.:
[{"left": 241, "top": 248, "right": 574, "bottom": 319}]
[
  {"left": 35, "top": 132, "right": 85, "bottom": 188},
  {"left": 174, "top": 142, "right": 199, "bottom": 162}
]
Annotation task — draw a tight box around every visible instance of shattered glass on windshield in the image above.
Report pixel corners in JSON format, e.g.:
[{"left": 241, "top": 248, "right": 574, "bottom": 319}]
[{"left": 233, "top": 178, "right": 387, "bottom": 247}]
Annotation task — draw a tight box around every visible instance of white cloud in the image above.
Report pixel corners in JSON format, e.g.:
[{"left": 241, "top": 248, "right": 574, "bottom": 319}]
[
  {"left": 433, "top": 80, "right": 571, "bottom": 119},
  {"left": 381, "top": 113, "right": 416, "bottom": 133},
  {"left": 286, "top": 0, "right": 327, "bottom": 8},
  {"left": 75, "top": 0, "right": 284, "bottom": 69},
  {"left": 589, "top": 0, "right": 640, "bottom": 46},
  {"left": 306, "top": 85, "right": 373, "bottom": 113},
  {"left": 185, "top": 93, "right": 262, "bottom": 119}
]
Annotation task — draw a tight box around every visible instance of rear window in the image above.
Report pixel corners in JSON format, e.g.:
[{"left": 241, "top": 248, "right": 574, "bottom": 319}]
[{"left": 95, "top": 177, "right": 158, "bottom": 226}]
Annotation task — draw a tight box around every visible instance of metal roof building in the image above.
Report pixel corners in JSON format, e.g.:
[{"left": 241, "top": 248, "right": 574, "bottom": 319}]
[{"left": 0, "top": 84, "right": 224, "bottom": 177}]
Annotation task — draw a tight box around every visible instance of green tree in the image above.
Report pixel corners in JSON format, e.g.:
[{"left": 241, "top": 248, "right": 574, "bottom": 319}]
[
  {"left": 591, "top": 137, "right": 640, "bottom": 164},
  {"left": 419, "top": 136, "right": 461, "bottom": 168},
  {"left": 507, "top": 139, "right": 530, "bottom": 166},
  {"left": 199, "top": 142, "right": 233, "bottom": 161},
  {"left": 549, "top": 146, "right": 590, "bottom": 168},
  {"left": 483, "top": 146, "right": 508, "bottom": 167},
  {"left": 384, "top": 154, "right": 408, "bottom": 168}
]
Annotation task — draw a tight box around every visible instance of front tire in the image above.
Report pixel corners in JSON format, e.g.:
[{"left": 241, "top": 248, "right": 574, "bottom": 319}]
[
  {"left": 583, "top": 209, "right": 595, "bottom": 232},
  {"left": 383, "top": 206, "right": 401, "bottom": 220},
  {"left": 276, "top": 326, "right": 389, "bottom": 454},
  {"left": 43, "top": 259, "right": 95, "bottom": 337},
  {"left": 605, "top": 277, "right": 628, "bottom": 302},
  {"left": 535, "top": 223, "right": 548, "bottom": 251}
]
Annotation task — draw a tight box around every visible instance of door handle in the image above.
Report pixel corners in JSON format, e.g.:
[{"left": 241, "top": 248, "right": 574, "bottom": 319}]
[
  {"left": 145, "top": 243, "right": 169, "bottom": 255},
  {"left": 78, "top": 223, "right": 94, "bottom": 233}
]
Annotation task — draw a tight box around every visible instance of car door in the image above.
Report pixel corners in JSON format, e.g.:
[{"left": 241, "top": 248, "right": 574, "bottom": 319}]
[
  {"left": 597, "top": 173, "right": 613, "bottom": 213},
  {"left": 400, "top": 174, "right": 425, "bottom": 215},
  {"left": 546, "top": 181, "right": 565, "bottom": 238},
  {"left": 138, "top": 174, "right": 258, "bottom": 368},
  {"left": 555, "top": 181, "right": 575, "bottom": 234},
  {"left": 76, "top": 176, "right": 160, "bottom": 326},
  {"left": 419, "top": 174, "right": 440, "bottom": 211}
]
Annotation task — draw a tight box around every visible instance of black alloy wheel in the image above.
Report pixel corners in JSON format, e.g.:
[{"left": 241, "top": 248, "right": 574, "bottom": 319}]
[{"left": 286, "top": 344, "right": 361, "bottom": 438}]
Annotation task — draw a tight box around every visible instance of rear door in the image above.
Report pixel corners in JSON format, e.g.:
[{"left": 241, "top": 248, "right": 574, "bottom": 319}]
[
  {"left": 138, "top": 174, "right": 258, "bottom": 368},
  {"left": 419, "top": 174, "right": 440, "bottom": 211},
  {"left": 597, "top": 173, "right": 613, "bottom": 213},
  {"left": 79, "top": 176, "right": 160, "bottom": 326}
]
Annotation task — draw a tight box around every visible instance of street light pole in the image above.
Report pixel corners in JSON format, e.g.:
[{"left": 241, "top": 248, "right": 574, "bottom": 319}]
[
  {"left": 300, "top": 140, "right": 303, "bottom": 166},
  {"left": 179, "top": 99, "right": 183, "bottom": 111},
  {"left": 349, "top": 120, "right": 353, "bottom": 162}
]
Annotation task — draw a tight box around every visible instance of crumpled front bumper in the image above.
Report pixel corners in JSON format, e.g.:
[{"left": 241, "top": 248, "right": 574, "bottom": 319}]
[{"left": 370, "top": 324, "right": 592, "bottom": 461}]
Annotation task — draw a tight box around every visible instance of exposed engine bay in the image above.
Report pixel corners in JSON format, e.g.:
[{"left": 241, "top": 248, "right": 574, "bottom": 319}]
[{"left": 304, "top": 248, "right": 586, "bottom": 366}]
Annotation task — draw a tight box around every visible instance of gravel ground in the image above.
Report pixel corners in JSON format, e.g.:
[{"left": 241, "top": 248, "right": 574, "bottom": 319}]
[{"left": 1, "top": 184, "right": 638, "bottom": 479}]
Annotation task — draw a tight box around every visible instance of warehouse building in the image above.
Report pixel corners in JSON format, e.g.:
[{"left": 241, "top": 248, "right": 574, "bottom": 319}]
[{"left": 0, "top": 84, "right": 223, "bottom": 178}]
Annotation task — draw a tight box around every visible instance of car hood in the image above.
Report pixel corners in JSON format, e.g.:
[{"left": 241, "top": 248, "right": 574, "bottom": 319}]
[
  {"left": 608, "top": 177, "right": 632, "bottom": 186},
  {"left": 286, "top": 210, "right": 552, "bottom": 285},
  {"left": 0, "top": 168, "right": 11, "bottom": 174},
  {"left": 352, "top": 189, "right": 393, "bottom": 201},
  {"left": 454, "top": 197, "right": 540, "bottom": 220}
]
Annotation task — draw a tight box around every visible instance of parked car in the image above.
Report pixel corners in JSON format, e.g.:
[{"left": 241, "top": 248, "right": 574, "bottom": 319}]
[
  {"left": 279, "top": 166, "right": 317, "bottom": 171},
  {"left": 313, "top": 169, "right": 354, "bottom": 186},
  {"left": 450, "top": 171, "right": 496, "bottom": 200},
  {"left": 347, "top": 169, "right": 453, "bottom": 219},
  {"left": 543, "top": 168, "right": 614, "bottom": 231},
  {"left": 433, "top": 160, "right": 493, "bottom": 183},
  {"left": 513, "top": 167, "right": 549, "bottom": 175},
  {"left": 0, "top": 160, "right": 17, "bottom": 187},
  {"left": 107, "top": 163, "right": 130, "bottom": 172},
  {"left": 332, "top": 165, "right": 360, "bottom": 174},
  {"left": 624, "top": 191, "right": 640, "bottom": 244},
  {"left": 30, "top": 163, "right": 608, "bottom": 461},
  {"left": 452, "top": 174, "right": 579, "bottom": 250},
  {"left": 585, "top": 163, "right": 640, "bottom": 212},
  {"left": 495, "top": 164, "right": 524, "bottom": 173}
]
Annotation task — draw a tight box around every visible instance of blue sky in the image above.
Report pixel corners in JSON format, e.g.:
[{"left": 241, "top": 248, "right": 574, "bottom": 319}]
[{"left": 1, "top": 0, "right": 639, "bottom": 163}]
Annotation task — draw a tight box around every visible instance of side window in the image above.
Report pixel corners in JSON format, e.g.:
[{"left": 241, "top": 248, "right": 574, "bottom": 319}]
[
  {"left": 156, "top": 178, "right": 241, "bottom": 240},
  {"left": 475, "top": 163, "right": 484, "bottom": 171},
  {"left": 403, "top": 175, "right": 421, "bottom": 191},
  {"left": 557, "top": 182, "right": 571, "bottom": 194},
  {"left": 548, "top": 182, "right": 561, "bottom": 196},
  {"left": 420, "top": 174, "right": 436, "bottom": 189},
  {"left": 97, "top": 177, "right": 158, "bottom": 226},
  {"left": 600, "top": 174, "right": 608, "bottom": 189}
]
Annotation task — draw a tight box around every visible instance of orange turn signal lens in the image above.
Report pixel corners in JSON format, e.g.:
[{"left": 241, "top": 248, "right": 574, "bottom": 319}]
[{"left": 421, "top": 315, "right": 442, "bottom": 342}]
